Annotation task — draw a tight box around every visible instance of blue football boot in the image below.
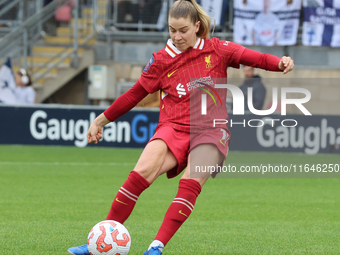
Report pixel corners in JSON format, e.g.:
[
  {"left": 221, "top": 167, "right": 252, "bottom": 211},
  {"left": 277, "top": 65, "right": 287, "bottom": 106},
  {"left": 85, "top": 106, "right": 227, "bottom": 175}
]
[
  {"left": 67, "top": 244, "right": 90, "bottom": 255},
  {"left": 143, "top": 246, "right": 163, "bottom": 255}
]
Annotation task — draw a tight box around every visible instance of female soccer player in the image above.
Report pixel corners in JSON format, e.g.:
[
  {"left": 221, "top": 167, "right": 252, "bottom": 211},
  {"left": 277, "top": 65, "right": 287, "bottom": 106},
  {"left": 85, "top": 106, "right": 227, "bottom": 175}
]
[{"left": 68, "top": 0, "right": 294, "bottom": 254}]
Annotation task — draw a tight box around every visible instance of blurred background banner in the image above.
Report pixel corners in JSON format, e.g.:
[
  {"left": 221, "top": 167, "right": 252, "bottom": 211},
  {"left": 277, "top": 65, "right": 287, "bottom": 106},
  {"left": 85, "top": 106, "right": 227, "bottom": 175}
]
[
  {"left": 0, "top": 0, "right": 339, "bottom": 154},
  {"left": 0, "top": 105, "right": 339, "bottom": 155},
  {"left": 228, "top": 114, "right": 340, "bottom": 155},
  {"left": 0, "top": 105, "right": 159, "bottom": 148},
  {"left": 0, "top": 57, "right": 17, "bottom": 104},
  {"left": 233, "top": 0, "right": 302, "bottom": 46},
  {"left": 199, "top": 0, "right": 226, "bottom": 26},
  {"left": 302, "top": 0, "right": 340, "bottom": 47}
]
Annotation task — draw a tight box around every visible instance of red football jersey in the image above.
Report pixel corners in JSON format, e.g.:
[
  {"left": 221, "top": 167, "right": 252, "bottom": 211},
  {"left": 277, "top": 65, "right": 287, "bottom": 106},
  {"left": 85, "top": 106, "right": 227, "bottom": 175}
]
[{"left": 138, "top": 37, "right": 246, "bottom": 133}]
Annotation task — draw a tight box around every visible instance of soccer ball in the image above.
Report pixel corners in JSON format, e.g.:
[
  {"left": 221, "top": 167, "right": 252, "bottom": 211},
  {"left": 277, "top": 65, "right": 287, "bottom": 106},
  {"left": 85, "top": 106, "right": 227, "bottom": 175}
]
[{"left": 87, "top": 220, "right": 131, "bottom": 255}]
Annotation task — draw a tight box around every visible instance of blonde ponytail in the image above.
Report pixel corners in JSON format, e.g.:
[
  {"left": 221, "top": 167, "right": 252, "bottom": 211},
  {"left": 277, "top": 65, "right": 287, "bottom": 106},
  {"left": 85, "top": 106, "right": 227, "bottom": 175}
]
[{"left": 169, "top": 0, "right": 212, "bottom": 39}]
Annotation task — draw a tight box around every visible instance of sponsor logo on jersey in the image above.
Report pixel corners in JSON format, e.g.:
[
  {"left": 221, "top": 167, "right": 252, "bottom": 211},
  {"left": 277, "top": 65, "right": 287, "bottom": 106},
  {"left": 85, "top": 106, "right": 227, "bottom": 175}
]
[
  {"left": 186, "top": 76, "right": 214, "bottom": 91},
  {"left": 176, "top": 83, "right": 186, "bottom": 98},
  {"left": 143, "top": 56, "right": 154, "bottom": 73},
  {"left": 197, "top": 82, "right": 222, "bottom": 107},
  {"left": 205, "top": 55, "right": 212, "bottom": 68},
  {"left": 185, "top": 76, "right": 222, "bottom": 107}
]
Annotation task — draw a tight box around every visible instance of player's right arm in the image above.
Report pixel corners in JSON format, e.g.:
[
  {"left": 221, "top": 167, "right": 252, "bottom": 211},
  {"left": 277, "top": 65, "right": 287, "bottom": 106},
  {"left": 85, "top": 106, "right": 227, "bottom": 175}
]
[
  {"left": 87, "top": 81, "right": 149, "bottom": 144},
  {"left": 87, "top": 52, "right": 162, "bottom": 144}
]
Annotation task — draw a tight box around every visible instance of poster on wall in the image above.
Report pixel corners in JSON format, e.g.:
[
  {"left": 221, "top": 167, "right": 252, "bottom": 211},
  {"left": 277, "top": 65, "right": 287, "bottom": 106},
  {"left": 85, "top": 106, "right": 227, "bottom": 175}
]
[
  {"left": 200, "top": 0, "right": 226, "bottom": 26},
  {"left": 302, "top": 0, "right": 340, "bottom": 47},
  {"left": 233, "top": 0, "right": 302, "bottom": 46}
]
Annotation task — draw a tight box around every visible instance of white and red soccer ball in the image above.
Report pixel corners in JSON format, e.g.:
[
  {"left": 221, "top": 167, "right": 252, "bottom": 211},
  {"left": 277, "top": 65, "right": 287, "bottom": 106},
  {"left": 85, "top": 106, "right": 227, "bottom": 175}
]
[{"left": 87, "top": 220, "right": 131, "bottom": 255}]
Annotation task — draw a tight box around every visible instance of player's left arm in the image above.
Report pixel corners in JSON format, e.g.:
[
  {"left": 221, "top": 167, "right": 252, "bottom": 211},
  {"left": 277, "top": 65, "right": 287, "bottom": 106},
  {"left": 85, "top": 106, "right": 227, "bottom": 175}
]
[
  {"left": 218, "top": 40, "right": 294, "bottom": 74},
  {"left": 239, "top": 48, "right": 294, "bottom": 74}
]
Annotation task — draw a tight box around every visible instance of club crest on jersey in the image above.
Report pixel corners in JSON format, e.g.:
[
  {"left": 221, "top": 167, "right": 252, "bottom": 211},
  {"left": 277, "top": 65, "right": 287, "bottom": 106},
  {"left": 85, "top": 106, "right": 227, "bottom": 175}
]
[
  {"left": 205, "top": 55, "right": 212, "bottom": 68},
  {"left": 143, "top": 56, "right": 154, "bottom": 73},
  {"left": 176, "top": 83, "right": 186, "bottom": 98}
]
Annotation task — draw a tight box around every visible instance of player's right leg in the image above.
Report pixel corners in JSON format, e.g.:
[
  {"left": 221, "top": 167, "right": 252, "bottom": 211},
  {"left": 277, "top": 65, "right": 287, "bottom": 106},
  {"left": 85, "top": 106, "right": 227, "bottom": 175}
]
[
  {"left": 68, "top": 139, "right": 177, "bottom": 255},
  {"left": 144, "top": 143, "right": 224, "bottom": 255}
]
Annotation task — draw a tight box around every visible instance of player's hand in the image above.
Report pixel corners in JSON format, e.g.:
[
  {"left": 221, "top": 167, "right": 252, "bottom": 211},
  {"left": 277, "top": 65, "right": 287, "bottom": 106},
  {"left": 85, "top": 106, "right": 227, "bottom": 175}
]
[
  {"left": 87, "top": 113, "right": 110, "bottom": 144},
  {"left": 278, "top": 56, "right": 294, "bottom": 74},
  {"left": 87, "top": 123, "right": 103, "bottom": 144}
]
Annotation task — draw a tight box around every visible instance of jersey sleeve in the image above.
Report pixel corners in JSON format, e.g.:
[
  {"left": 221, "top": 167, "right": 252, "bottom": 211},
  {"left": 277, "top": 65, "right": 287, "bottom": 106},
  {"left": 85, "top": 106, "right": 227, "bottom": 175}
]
[
  {"left": 138, "top": 52, "right": 163, "bottom": 94},
  {"left": 216, "top": 38, "right": 246, "bottom": 69},
  {"left": 103, "top": 80, "right": 149, "bottom": 122},
  {"left": 240, "top": 48, "right": 282, "bottom": 72}
]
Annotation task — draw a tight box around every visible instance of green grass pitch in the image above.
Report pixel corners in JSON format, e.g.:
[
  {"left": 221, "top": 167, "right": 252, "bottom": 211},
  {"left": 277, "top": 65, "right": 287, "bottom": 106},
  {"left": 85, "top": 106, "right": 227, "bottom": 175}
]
[{"left": 0, "top": 145, "right": 339, "bottom": 254}]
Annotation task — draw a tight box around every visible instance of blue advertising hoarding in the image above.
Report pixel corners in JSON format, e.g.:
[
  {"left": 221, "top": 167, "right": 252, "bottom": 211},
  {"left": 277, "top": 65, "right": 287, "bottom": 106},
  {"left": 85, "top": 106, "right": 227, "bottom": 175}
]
[
  {"left": 0, "top": 104, "right": 159, "bottom": 148},
  {"left": 0, "top": 104, "right": 339, "bottom": 155}
]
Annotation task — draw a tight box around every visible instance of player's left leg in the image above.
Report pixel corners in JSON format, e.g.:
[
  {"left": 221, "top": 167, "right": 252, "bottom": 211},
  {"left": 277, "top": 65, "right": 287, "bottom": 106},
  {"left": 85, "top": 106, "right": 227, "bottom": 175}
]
[
  {"left": 144, "top": 144, "right": 223, "bottom": 255},
  {"left": 105, "top": 139, "right": 177, "bottom": 224}
]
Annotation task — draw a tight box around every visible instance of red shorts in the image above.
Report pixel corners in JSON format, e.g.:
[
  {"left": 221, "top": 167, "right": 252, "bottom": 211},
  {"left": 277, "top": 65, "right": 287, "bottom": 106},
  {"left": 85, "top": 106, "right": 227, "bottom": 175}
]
[{"left": 149, "top": 126, "right": 230, "bottom": 178}]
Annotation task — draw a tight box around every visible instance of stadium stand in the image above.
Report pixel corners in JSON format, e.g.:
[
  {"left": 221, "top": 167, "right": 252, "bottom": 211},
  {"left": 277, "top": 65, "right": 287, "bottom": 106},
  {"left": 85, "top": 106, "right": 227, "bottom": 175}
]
[{"left": 0, "top": 0, "right": 339, "bottom": 114}]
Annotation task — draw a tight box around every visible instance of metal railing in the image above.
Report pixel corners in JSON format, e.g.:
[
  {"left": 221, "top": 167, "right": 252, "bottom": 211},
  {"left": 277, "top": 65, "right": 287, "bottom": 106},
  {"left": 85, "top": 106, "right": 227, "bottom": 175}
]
[
  {"left": 93, "top": 0, "right": 234, "bottom": 42},
  {"left": 0, "top": 0, "right": 24, "bottom": 35},
  {"left": 0, "top": 0, "right": 96, "bottom": 84},
  {"left": 92, "top": 0, "right": 305, "bottom": 45},
  {"left": 0, "top": 0, "right": 58, "bottom": 68},
  {"left": 0, "top": 0, "right": 46, "bottom": 36}
]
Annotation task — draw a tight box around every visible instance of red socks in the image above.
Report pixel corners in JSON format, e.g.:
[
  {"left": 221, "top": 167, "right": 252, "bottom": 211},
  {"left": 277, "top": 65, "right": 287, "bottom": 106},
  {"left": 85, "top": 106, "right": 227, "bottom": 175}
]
[
  {"left": 155, "top": 179, "right": 202, "bottom": 246},
  {"left": 106, "top": 173, "right": 202, "bottom": 248},
  {"left": 106, "top": 171, "right": 150, "bottom": 223}
]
